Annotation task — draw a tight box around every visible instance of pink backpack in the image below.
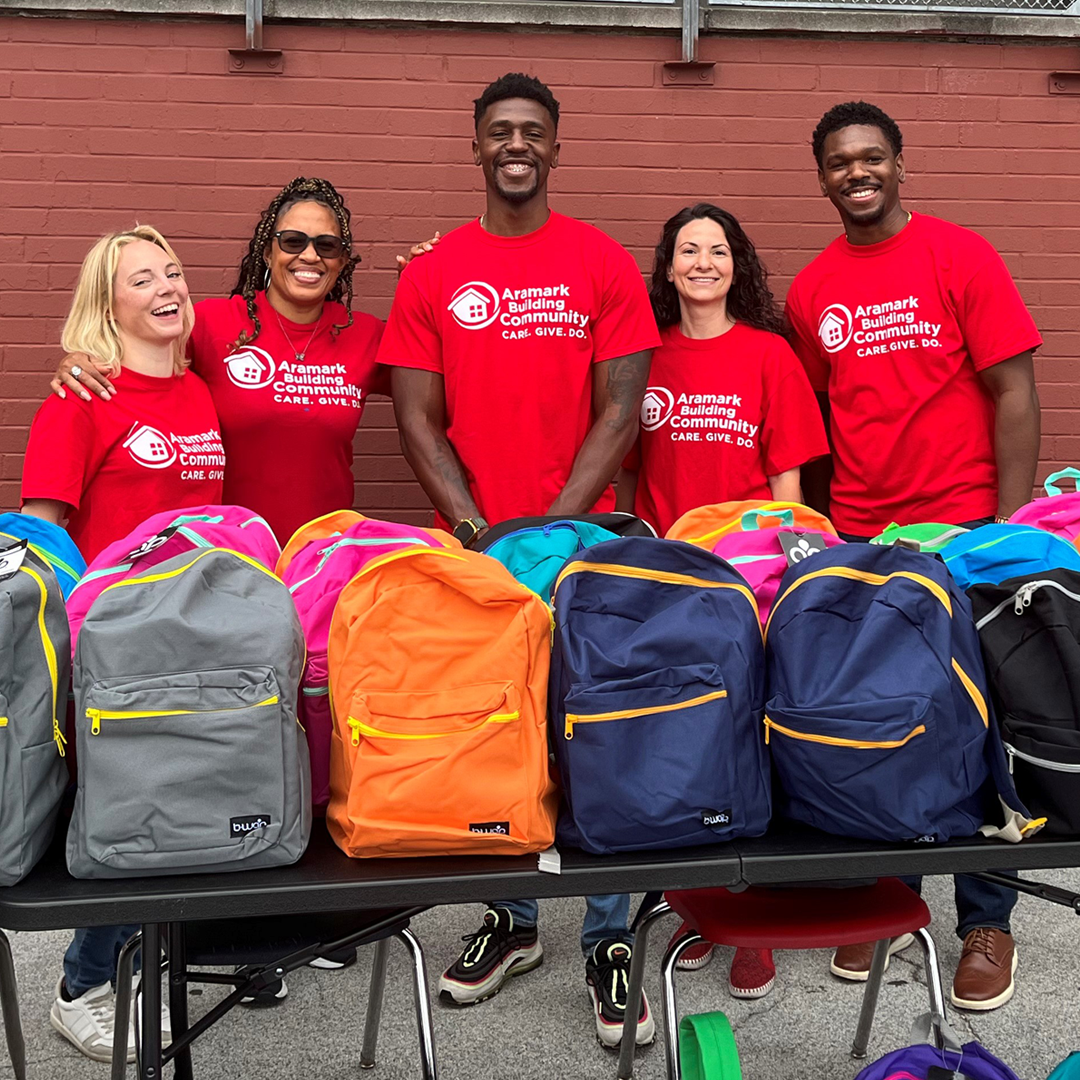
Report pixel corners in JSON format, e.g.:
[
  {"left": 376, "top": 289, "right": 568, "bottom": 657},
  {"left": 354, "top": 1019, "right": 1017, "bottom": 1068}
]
[
  {"left": 713, "top": 526, "right": 844, "bottom": 627},
  {"left": 282, "top": 516, "right": 457, "bottom": 810},
  {"left": 66, "top": 506, "right": 280, "bottom": 653},
  {"left": 1009, "top": 467, "right": 1080, "bottom": 544}
]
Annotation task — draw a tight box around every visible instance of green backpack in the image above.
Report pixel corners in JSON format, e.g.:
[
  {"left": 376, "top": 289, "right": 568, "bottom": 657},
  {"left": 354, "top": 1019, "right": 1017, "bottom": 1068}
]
[
  {"left": 869, "top": 521, "right": 970, "bottom": 555},
  {"left": 1049, "top": 1053, "right": 1080, "bottom": 1079},
  {"left": 680, "top": 1012, "right": 742, "bottom": 1080}
]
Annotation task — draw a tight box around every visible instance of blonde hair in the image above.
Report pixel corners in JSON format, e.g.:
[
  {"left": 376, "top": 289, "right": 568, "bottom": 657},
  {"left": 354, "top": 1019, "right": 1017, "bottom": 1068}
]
[{"left": 60, "top": 225, "right": 194, "bottom": 377}]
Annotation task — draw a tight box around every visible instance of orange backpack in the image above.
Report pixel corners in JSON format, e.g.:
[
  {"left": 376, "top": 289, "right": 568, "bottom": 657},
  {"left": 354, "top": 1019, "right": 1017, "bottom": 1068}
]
[
  {"left": 666, "top": 500, "right": 837, "bottom": 548},
  {"left": 326, "top": 546, "right": 558, "bottom": 857}
]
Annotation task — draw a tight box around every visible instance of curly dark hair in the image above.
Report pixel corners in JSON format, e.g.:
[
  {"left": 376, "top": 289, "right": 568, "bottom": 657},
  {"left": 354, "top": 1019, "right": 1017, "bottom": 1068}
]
[
  {"left": 474, "top": 72, "right": 559, "bottom": 131},
  {"left": 811, "top": 101, "right": 903, "bottom": 167},
  {"left": 229, "top": 176, "right": 360, "bottom": 348},
  {"left": 649, "top": 204, "right": 782, "bottom": 334}
]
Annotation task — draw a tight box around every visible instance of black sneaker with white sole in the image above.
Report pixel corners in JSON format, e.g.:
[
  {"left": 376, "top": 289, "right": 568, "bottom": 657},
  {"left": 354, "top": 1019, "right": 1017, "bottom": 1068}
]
[
  {"left": 308, "top": 946, "right": 358, "bottom": 971},
  {"left": 585, "top": 939, "right": 655, "bottom": 1049},
  {"left": 438, "top": 907, "right": 543, "bottom": 1005},
  {"left": 235, "top": 965, "right": 289, "bottom": 1008}
]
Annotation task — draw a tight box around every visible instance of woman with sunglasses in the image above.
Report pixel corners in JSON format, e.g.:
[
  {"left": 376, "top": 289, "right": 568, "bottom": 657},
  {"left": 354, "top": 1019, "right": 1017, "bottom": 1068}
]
[{"left": 51, "top": 177, "right": 435, "bottom": 544}]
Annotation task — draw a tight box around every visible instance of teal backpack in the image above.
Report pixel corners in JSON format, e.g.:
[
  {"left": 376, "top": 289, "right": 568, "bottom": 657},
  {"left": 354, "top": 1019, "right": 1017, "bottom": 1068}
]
[
  {"left": 1049, "top": 1053, "right": 1080, "bottom": 1079},
  {"left": 679, "top": 1012, "right": 742, "bottom": 1079},
  {"left": 0, "top": 512, "right": 86, "bottom": 599},
  {"left": 480, "top": 519, "right": 621, "bottom": 601}
]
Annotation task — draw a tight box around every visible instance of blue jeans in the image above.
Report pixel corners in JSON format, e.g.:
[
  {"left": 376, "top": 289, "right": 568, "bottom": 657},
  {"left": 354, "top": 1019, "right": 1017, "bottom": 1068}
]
[
  {"left": 843, "top": 515, "right": 1016, "bottom": 939},
  {"left": 64, "top": 925, "right": 140, "bottom": 998},
  {"left": 495, "top": 895, "right": 631, "bottom": 957}
]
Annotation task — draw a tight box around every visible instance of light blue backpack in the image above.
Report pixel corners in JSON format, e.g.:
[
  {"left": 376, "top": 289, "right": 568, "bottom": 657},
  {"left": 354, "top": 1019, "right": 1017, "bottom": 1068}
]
[
  {"left": 0, "top": 512, "right": 86, "bottom": 599},
  {"left": 482, "top": 519, "right": 621, "bottom": 601},
  {"left": 1049, "top": 1053, "right": 1080, "bottom": 1079},
  {"left": 942, "top": 523, "right": 1080, "bottom": 592}
]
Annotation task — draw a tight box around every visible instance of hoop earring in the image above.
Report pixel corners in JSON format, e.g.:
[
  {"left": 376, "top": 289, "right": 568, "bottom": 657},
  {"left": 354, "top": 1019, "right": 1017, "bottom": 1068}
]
[{"left": 263, "top": 262, "right": 271, "bottom": 291}]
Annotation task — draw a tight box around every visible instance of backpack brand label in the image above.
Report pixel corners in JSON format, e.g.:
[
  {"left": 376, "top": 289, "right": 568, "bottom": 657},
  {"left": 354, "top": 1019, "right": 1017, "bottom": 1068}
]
[
  {"left": 125, "top": 526, "right": 180, "bottom": 562},
  {"left": 230, "top": 814, "right": 272, "bottom": 837},
  {"left": 0, "top": 538, "right": 28, "bottom": 580},
  {"left": 779, "top": 530, "right": 828, "bottom": 567},
  {"left": 701, "top": 808, "right": 733, "bottom": 828},
  {"left": 469, "top": 821, "right": 510, "bottom": 835}
]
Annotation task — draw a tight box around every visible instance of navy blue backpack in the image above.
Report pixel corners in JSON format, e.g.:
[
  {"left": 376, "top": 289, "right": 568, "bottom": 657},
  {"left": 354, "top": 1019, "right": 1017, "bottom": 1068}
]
[
  {"left": 550, "top": 537, "right": 771, "bottom": 854},
  {"left": 765, "top": 543, "right": 1033, "bottom": 843}
]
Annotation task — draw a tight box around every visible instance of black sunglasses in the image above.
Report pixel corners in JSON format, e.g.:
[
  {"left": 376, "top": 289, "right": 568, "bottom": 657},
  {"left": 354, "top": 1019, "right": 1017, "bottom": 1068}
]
[{"left": 273, "top": 230, "right": 346, "bottom": 259}]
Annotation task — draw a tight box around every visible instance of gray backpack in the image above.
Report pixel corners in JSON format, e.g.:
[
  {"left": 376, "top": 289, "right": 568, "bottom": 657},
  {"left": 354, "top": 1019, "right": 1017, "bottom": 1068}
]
[
  {"left": 0, "top": 539, "right": 69, "bottom": 886},
  {"left": 67, "top": 547, "right": 311, "bottom": 878}
]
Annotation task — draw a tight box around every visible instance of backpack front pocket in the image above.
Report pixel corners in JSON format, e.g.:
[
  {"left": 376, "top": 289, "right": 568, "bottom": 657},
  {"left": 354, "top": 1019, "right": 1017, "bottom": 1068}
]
[
  {"left": 560, "top": 665, "right": 737, "bottom": 852},
  {"left": 342, "top": 681, "right": 535, "bottom": 852},
  {"left": 1004, "top": 720, "right": 1080, "bottom": 836},
  {"left": 765, "top": 695, "right": 942, "bottom": 840},
  {"left": 80, "top": 667, "right": 286, "bottom": 868}
]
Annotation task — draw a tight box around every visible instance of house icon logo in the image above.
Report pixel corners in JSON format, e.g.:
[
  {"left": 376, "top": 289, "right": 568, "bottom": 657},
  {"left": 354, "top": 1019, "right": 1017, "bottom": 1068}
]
[
  {"left": 123, "top": 424, "right": 177, "bottom": 470},
  {"left": 223, "top": 346, "right": 276, "bottom": 390},
  {"left": 817, "top": 304, "right": 854, "bottom": 354},
  {"left": 641, "top": 386, "right": 675, "bottom": 432},
  {"left": 447, "top": 281, "right": 500, "bottom": 330}
]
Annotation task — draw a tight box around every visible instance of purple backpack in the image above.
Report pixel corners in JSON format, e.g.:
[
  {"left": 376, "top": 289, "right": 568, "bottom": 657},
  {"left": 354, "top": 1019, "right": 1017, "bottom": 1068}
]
[
  {"left": 282, "top": 517, "right": 454, "bottom": 810},
  {"left": 855, "top": 1042, "right": 1022, "bottom": 1080}
]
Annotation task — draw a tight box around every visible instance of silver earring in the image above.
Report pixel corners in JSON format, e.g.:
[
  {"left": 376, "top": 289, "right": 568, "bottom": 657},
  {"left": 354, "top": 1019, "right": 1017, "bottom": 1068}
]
[{"left": 263, "top": 263, "right": 271, "bottom": 291}]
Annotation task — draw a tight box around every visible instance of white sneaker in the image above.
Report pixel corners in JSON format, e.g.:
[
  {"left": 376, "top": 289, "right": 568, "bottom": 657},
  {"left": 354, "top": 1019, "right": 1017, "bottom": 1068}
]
[
  {"left": 133, "top": 972, "right": 173, "bottom": 1045},
  {"left": 49, "top": 977, "right": 136, "bottom": 1063}
]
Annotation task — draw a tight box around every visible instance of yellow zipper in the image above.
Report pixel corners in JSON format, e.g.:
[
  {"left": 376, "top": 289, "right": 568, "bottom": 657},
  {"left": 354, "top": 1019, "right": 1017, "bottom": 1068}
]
[
  {"left": 952, "top": 659, "right": 989, "bottom": 728},
  {"left": 100, "top": 548, "right": 280, "bottom": 595},
  {"left": 553, "top": 561, "right": 758, "bottom": 617},
  {"left": 0, "top": 717, "right": 7, "bottom": 727},
  {"left": 764, "top": 715, "right": 926, "bottom": 749},
  {"left": 20, "top": 566, "right": 63, "bottom": 756},
  {"left": 86, "top": 695, "right": 279, "bottom": 735},
  {"left": 346, "top": 709, "right": 520, "bottom": 746},
  {"left": 685, "top": 502, "right": 801, "bottom": 546},
  {"left": 564, "top": 689, "right": 727, "bottom": 740}
]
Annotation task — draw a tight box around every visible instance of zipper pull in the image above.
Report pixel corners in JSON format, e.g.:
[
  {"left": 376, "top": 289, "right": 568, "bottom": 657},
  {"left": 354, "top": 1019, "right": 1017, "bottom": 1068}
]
[
  {"left": 53, "top": 719, "right": 67, "bottom": 757},
  {"left": 564, "top": 716, "right": 574, "bottom": 740},
  {"left": 1006, "top": 744, "right": 1015, "bottom": 775},
  {"left": 87, "top": 708, "right": 101, "bottom": 735},
  {"left": 1014, "top": 584, "right": 1036, "bottom": 614},
  {"left": 764, "top": 717, "right": 771, "bottom": 745},
  {"left": 347, "top": 716, "right": 361, "bottom": 747}
]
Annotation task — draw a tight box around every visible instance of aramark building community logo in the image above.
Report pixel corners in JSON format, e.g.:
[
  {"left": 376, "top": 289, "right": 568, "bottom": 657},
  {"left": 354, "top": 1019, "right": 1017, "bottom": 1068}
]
[
  {"left": 817, "top": 303, "right": 854, "bottom": 353},
  {"left": 123, "top": 424, "right": 177, "bottom": 469},
  {"left": 447, "top": 281, "right": 501, "bottom": 330},
  {"left": 641, "top": 386, "right": 675, "bottom": 431},
  {"left": 223, "top": 346, "right": 276, "bottom": 390}
]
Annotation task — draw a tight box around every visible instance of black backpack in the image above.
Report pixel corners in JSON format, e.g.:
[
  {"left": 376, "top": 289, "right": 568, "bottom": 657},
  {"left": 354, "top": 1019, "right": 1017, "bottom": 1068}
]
[{"left": 969, "top": 568, "right": 1080, "bottom": 837}]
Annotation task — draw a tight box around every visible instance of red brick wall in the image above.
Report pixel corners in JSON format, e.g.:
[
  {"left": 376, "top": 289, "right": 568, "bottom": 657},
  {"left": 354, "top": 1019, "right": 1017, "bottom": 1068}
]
[{"left": 1, "top": 16, "right": 1077, "bottom": 526}]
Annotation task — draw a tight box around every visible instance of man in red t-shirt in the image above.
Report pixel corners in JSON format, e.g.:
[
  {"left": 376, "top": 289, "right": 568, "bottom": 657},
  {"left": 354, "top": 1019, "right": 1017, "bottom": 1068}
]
[
  {"left": 786, "top": 100, "right": 1041, "bottom": 1012},
  {"left": 377, "top": 73, "right": 659, "bottom": 1049}
]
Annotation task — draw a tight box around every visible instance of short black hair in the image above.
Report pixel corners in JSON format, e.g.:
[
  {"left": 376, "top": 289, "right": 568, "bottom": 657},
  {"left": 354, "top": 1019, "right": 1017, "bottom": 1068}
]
[
  {"left": 473, "top": 73, "right": 560, "bottom": 132},
  {"left": 812, "top": 101, "right": 903, "bottom": 166}
]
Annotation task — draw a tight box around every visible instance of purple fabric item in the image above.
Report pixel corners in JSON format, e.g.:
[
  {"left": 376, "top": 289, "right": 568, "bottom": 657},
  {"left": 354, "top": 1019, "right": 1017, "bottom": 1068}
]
[{"left": 855, "top": 1042, "right": 1022, "bottom": 1080}]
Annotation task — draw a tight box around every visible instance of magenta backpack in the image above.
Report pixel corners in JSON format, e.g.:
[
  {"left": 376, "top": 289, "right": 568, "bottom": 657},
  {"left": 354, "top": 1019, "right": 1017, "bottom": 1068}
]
[
  {"left": 282, "top": 517, "right": 455, "bottom": 810},
  {"left": 1010, "top": 467, "right": 1080, "bottom": 543},
  {"left": 66, "top": 506, "right": 280, "bottom": 653},
  {"left": 713, "top": 526, "right": 844, "bottom": 627}
]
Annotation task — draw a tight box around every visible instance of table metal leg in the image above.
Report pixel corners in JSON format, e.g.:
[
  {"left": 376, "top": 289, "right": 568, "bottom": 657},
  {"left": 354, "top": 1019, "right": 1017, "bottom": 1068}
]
[
  {"left": 168, "top": 923, "right": 192, "bottom": 1080},
  {"left": 397, "top": 927, "right": 437, "bottom": 1080},
  {"left": 360, "top": 937, "right": 391, "bottom": 1069},
  {"left": 113, "top": 931, "right": 142, "bottom": 1080},
  {"left": 661, "top": 931, "right": 705, "bottom": 1080},
  {"left": 617, "top": 898, "right": 671, "bottom": 1080},
  {"left": 914, "top": 927, "right": 947, "bottom": 1048},
  {"left": 0, "top": 929, "right": 26, "bottom": 1080},
  {"left": 139, "top": 924, "right": 162, "bottom": 1080},
  {"left": 851, "top": 938, "right": 890, "bottom": 1059}
]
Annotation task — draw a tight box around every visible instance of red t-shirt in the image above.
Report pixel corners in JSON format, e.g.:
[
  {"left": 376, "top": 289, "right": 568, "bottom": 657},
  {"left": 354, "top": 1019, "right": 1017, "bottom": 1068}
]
[
  {"left": 21, "top": 367, "right": 224, "bottom": 563},
  {"left": 785, "top": 212, "right": 1042, "bottom": 535},
  {"left": 376, "top": 211, "right": 660, "bottom": 527},
  {"left": 188, "top": 292, "right": 386, "bottom": 544},
  {"left": 632, "top": 322, "right": 828, "bottom": 536}
]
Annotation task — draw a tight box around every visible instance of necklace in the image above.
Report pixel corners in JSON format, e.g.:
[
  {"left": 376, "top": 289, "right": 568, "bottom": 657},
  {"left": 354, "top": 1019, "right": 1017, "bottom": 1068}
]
[{"left": 273, "top": 309, "right": 323, "bottom": 362}]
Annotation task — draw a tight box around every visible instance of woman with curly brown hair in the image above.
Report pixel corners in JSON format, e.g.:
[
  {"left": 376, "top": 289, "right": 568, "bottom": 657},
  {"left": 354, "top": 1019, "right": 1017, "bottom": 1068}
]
[
  {"left": 617, "top": 203, "right": 829, "bottom": 540},
  {"left": 51, "top": 177, "right": 434, "bottom": 544}
]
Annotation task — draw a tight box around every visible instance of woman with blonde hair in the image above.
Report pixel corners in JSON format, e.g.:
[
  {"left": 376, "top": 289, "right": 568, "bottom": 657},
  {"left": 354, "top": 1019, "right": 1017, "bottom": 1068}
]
[
  {"left": 21, "top": 225, "right": 219, "bottom": 1062},
  {"left": 23, "top": 225, "right": 223, "bottom": 563}
]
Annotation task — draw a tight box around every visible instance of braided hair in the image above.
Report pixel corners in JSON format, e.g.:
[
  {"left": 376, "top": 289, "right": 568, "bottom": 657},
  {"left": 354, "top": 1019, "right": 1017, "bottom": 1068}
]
[{"left": 229, "top": 177, "right": 360, "bottom": 348}]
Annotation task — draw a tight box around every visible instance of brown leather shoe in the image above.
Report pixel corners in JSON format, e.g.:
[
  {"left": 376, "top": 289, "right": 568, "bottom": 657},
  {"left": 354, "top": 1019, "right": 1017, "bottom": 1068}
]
[
  {"left": 951, "top": 927, "right": 1017, "bottom": 1011},
  {"left": 829, "top": 933, "right": 915, "bottom": 981}
]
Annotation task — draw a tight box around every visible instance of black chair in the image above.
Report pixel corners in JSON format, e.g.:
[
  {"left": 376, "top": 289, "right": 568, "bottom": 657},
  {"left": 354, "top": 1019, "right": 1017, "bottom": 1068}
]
[
  {"left": 0, "top": 929, "right": 26, "bottom": 1080},
  {"left": 113, "top": 907, "right": 436, "bottom": 1079}
]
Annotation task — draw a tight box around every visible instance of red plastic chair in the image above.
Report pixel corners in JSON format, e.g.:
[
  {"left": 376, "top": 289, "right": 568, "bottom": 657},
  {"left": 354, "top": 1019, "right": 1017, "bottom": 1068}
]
[{"left": 617, "top": 878, "right": 948, "bottom": 1080}]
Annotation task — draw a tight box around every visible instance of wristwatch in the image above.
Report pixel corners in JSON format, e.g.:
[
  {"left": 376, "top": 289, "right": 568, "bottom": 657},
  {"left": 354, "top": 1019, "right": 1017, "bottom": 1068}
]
[
  {"left": 452, "top": 516, "right": 488, "bottom": 548},
  {"left": 994, "top": 515, "right": 1010, "bottom": 525}
]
